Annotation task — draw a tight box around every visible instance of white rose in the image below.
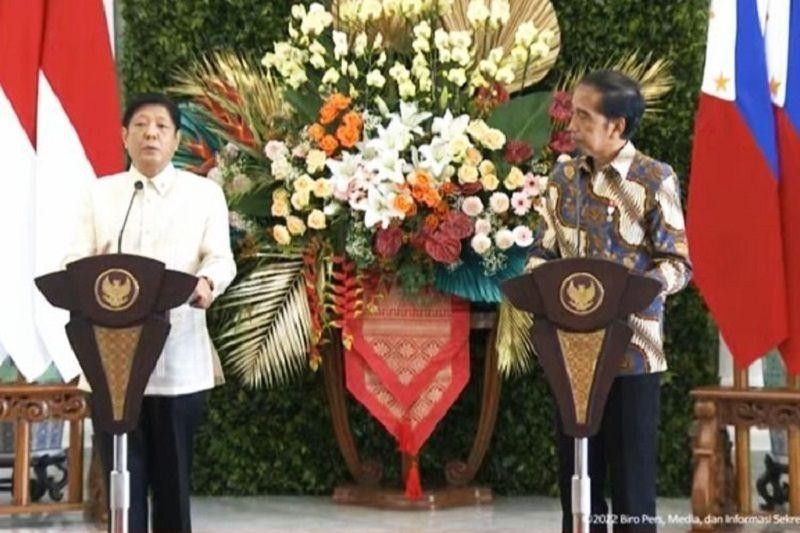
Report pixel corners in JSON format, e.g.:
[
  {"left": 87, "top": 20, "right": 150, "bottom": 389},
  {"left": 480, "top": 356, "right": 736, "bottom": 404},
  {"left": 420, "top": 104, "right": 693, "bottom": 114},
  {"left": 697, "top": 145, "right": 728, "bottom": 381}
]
[
  {"left": 475, "top": 218, "right": 492, "bottom": 235},
  {"left": 291, "top": 190, "right": 310, "bottom": 210},
  {"left": 458, "top": 164, "right": 479, "bottom": 184},
  {"left": 273, "top": 225, "right": 291, "bottom": 245},
  {"left": 307, "top": 209, "right": 327, "bottom": 229},
  {"left": 471, "top": 233, "right": 492, "bottom": 254},
  {"left": 264, "top": 140, "right": 288, "bottom": 161},
  {"left": 489, "top": 192, "right": 510, "bottom": 213},
  {"left": 461, "top": 196, "right": 484, "bottom": 217},
  {"left": 305, "top": 149, "right": 327, "bottom": 174},
  {"left": 270, "top": 157, "right": 292, "bottom": 180},
  {"left": 494, "top": 228, "right": 515, "bottom": 250},
  {"left": 286, "top": 215, "right": 307, "bottom": 236}
]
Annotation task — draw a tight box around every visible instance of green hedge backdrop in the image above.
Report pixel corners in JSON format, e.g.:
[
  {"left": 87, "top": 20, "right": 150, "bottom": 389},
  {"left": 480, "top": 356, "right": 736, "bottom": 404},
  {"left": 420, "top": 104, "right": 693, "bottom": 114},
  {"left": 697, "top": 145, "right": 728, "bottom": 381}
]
[{"left": 118, "top": 0, "right": 717, "bottom": 496}]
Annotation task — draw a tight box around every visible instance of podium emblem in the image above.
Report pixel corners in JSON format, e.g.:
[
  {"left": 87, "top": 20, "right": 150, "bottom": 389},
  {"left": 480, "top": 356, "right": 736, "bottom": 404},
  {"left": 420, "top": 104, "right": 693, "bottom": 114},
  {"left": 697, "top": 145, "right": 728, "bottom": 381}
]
[
  {"left": 560, "top": 272, "right": 604, "bottom": 316},
  {"left": 94, "top": 269, "right": 140, "bottom": 311}
]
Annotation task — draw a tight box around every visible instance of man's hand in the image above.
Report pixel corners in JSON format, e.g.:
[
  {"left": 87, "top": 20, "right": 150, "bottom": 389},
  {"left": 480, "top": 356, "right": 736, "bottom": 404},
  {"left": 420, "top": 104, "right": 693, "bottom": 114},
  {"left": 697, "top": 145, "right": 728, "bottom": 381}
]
[{"left": 190, "top": 277, "right": 214, "bottom": 309}]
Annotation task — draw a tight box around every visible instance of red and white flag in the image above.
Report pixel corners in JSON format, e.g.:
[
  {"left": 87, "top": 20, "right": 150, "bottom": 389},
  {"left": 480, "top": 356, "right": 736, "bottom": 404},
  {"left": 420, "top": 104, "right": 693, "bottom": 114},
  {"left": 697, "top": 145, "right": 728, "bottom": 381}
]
[
  {"left": 0, "top": 0, "right": 48, "bottom": 379},
  {"left": 0, "top": 0, "right": 123, "bottom": 381}
]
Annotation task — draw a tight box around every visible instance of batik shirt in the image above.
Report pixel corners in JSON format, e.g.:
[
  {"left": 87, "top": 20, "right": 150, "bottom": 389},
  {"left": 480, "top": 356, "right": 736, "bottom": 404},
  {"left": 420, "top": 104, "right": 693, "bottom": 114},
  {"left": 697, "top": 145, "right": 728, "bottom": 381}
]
[{"left": 527, "top": 142, "right": 692, "bottom": 374}]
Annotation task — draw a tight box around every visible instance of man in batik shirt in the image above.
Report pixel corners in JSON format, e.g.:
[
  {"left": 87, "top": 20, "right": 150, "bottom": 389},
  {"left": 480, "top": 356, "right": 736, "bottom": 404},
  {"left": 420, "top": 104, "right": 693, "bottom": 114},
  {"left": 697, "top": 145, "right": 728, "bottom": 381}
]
[{"left": 527, "top": 69, "right": 691, "bottom": 532}]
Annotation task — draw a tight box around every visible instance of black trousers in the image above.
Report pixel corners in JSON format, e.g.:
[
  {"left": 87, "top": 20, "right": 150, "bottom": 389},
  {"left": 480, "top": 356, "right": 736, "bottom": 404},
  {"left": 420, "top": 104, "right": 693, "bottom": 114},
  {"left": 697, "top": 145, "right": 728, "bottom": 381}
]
[
  {"left": 557, "top": 373, "right": 661, "bottom": 533},
  {"left": 94, "top": 391, "right": 207, "bottom": 533}
]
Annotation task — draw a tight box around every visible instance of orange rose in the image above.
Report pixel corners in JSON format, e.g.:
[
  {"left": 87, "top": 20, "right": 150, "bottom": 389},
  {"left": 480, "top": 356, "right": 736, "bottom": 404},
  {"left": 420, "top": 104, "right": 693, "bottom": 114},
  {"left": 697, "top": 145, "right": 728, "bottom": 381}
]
[
  {"left": 342, "top": 111, "right": 363, "bottom": 130},
  {"left": 319, "top": 134, "right": 339, "bottom": 156},
  {"left": 307, "top": 123, "right": 325, "bottom": 142},
  {"left": 318, "top": 104, "right": 339, "bottom": 125},
  {"left": 336, "top": 125, "right": 360, "bottom": 148},
  {"left": 328, "top": 93, "right": 352, "bottom": 111},
  {"left": 408, "top": 169, "right": 432, "bottom": 188},
  {"left": 392, "top": 194, "right": 416, "bottom": 215},
  {"left": 434, "top": 200, "right": 450, "bottom": 215},
  {"left": 420, "top": 188, "right": 441, "bottom": 208}
]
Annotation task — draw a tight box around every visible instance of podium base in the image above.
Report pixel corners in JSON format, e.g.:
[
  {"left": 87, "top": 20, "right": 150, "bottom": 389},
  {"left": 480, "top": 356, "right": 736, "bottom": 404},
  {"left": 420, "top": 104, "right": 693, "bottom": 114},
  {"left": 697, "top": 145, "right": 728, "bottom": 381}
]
[{"left": 332, "top": 485, "right": 493, "bottom": 510}]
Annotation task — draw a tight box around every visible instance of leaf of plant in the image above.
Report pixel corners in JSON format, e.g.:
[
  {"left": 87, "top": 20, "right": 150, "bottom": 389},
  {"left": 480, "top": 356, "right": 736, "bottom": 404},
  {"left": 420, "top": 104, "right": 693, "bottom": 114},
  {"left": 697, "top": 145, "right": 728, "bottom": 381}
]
[{"left": 487, "top": 91, "right": 552, "bottom": 152}]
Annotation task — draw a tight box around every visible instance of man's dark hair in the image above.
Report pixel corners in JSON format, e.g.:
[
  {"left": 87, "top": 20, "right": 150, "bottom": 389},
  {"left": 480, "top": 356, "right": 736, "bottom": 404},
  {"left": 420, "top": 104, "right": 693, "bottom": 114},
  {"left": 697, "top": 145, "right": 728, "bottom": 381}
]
[
  {"left": 579, "top": 69, "right": 646, "bottom": 139},
  {"left": 122, "top": 92, "right": 181, "bottom": 131}
]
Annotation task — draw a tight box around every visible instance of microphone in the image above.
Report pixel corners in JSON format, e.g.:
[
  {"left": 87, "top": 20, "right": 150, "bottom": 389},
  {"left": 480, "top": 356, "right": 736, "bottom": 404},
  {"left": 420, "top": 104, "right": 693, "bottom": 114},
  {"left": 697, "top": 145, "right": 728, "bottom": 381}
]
[{"left": 117, "top": 180, "right": 143, "bottom": 253}]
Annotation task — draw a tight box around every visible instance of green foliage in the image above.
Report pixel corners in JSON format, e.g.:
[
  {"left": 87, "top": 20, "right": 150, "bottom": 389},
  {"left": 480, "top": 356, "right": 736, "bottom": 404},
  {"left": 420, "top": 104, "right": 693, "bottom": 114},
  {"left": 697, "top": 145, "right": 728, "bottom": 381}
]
[
  {"left": 487, "top": 91, "right": 552, "bottom": 153},
  {"left": 122, "top": 0, "right": 718, "bottom": 497}
]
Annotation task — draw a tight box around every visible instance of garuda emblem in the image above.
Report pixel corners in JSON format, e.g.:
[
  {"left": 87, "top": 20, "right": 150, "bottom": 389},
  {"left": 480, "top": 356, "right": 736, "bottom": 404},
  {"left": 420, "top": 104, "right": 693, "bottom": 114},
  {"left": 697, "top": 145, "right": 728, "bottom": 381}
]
[
  {"left": 94, "top": 269, "right": 140, "bottom": 311},
  {"left": 560, "top": 273, "right": 604, "bottom": 316}
]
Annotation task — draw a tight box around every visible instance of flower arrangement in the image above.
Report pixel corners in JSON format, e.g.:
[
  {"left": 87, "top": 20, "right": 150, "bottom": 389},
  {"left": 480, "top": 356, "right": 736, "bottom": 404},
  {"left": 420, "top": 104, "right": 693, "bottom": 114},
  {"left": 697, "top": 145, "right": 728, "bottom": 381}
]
[
  {"left": 254, "top": 0, "right": 560, "bottom": 295},
  {"left": 171, "top": 0, "right": 673, "bottom": 387}
]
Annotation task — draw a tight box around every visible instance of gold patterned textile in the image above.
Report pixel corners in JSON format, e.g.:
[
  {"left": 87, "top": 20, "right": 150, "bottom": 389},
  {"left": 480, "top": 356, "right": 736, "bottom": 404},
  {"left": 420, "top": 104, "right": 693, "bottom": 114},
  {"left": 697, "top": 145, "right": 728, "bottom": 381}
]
[
  {"left": 557, "top": 329, "right": 605, "bottom": 424},
  {"left": 94, "top": 325, "right": 141, "bottom": 421}
]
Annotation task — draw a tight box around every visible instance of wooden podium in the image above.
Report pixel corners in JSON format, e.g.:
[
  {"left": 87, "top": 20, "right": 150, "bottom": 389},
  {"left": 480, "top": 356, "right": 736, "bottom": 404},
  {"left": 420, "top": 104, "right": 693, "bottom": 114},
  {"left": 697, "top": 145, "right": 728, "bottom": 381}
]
[
  {"left": 501, "top": 257, "right": 660, "bottom": 530},
  {"left": 35, "top": 253, "right": 196, "bottom": 531}
]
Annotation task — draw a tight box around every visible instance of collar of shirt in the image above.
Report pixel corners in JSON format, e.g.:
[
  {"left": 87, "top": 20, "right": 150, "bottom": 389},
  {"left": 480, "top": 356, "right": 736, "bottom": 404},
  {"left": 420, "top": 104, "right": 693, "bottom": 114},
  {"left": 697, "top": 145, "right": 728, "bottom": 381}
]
[
  {"left": 129, "top": 163, "right": 177, "bottom": 197},
  {"left": 578, "top": 141, "right": 637, "bottom": 180}
]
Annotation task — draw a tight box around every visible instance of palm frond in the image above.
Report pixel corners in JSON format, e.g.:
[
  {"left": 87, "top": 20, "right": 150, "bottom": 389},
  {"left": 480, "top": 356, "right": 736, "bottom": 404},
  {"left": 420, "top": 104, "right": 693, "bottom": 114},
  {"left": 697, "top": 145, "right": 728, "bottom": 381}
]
[
  {"left": 212, "top": 257, "right": 312, "bottom": 388},
  {"left": 495, "top": 300, "right": 536, "bottom": 376},
  {"left": 442, "top": 0, "right": 561, "bottom": 92},
  {"left": 559, "top": 51, "right": 675, "bottom": 116}
]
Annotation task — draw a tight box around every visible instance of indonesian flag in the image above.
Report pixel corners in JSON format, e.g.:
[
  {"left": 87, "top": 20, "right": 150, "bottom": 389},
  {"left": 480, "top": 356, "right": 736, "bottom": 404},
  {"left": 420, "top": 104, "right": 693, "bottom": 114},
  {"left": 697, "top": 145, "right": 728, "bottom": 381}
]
[
  {"left": 687, "top": 0, "right": 787, "bottom": 368},
  {"left": 766, "top": 0, "right": 800, "bottom": 372},
  {"left": 0, "top": 0, "right": 122, "bottom": 381}
]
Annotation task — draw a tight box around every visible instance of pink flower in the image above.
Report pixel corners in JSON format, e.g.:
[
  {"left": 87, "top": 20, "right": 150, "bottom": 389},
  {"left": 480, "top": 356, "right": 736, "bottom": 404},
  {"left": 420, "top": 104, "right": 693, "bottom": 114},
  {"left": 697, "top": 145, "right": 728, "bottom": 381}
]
[
  {"left": 374, "top": 227, "right": 403, "bottom": 259},
  {"left": 549, "top": 90, "right": 573, "bottom": 122},
  {"left": 511, "top": 192, "right": 532, "bottom": 216},
  {"left": 549, "top": 130, "right": 576, "bottom": 154},
  {"left": 512, "top": 225, "right": 534, "bottom": 247},
  {"left": 523, "top": 173, "right": 541, "bottom": 196},
  {"left": 503, "top": 140, "right": 534, "bottom": 165}
]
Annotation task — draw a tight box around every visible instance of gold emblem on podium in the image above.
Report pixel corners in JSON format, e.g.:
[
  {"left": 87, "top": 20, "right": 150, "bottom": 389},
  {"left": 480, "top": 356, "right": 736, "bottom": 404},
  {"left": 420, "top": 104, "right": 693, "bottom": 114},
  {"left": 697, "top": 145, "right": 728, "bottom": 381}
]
[
  {"left": 95, "top": 269, "right": 140, "bottom": 311},
  {"left": 560, "top": 273, "right": 604, "bottom": 316}
]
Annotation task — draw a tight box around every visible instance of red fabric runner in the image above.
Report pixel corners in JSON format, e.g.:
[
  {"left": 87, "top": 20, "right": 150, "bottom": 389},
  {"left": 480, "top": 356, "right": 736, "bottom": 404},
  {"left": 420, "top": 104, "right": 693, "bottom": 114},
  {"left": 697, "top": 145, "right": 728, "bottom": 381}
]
[{"left": 345, "top": 287, "right": 470, "bottom": 457}]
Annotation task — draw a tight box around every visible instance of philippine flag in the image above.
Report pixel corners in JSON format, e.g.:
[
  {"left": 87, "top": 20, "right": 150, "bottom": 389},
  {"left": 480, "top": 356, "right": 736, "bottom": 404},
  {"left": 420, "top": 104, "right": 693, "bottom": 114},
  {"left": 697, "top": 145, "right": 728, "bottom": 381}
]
[
  {"left": 687, "top": 0, "right": 787, "bottom": 368},
  {"left": 766, "top": 0, "right": 800, "bottom": 372}
]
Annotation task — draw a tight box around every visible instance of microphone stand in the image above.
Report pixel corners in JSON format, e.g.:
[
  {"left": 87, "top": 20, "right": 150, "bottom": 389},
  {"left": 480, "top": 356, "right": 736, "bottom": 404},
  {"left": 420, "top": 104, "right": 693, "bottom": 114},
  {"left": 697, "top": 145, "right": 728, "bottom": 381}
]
[{"left": 111, "top": 179, "right": 141, "bottom": 533}]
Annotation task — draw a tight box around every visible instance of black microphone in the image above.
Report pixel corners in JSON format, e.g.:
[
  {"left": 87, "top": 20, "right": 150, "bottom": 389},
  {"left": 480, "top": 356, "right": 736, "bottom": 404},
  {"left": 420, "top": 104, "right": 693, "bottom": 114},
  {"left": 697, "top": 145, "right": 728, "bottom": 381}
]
[{"left": 117, "top": 180, "right": 143, "bottom": 253}]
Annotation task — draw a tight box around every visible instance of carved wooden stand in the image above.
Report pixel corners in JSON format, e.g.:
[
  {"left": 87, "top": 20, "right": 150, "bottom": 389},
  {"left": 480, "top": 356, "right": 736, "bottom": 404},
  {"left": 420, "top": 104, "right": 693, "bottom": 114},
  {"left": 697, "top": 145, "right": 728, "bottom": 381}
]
[
  {"left": 691, "top": 386, "right": 800, "bottom": 530},
  {"left": 0, "top": 384, "right": 88, "bottom": 515},
  {"left": 324, "top": 311, "right": 500, "bottom": 509}
]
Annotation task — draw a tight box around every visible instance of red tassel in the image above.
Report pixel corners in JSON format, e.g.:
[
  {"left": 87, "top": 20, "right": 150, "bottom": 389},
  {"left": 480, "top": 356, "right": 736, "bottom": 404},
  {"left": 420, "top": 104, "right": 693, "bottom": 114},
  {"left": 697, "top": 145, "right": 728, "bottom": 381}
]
[{"left": 404, "top": 459, "right": 423, "bottom": 501}]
